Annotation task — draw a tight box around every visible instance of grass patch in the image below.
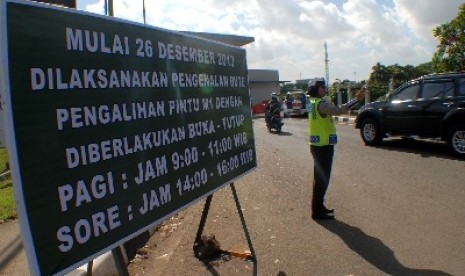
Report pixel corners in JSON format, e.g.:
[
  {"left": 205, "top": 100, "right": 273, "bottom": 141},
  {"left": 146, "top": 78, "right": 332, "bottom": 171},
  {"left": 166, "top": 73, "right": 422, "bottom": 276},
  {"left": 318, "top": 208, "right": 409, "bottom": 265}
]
[
  {"left": 0, "top": 148, "right": 16, "bottom": 222},
  {"left": 0, "top": 148, "right": 9, "bottom": 173},
  {"left": 0, "top": 179, "right": 17, "bottom": 221}
]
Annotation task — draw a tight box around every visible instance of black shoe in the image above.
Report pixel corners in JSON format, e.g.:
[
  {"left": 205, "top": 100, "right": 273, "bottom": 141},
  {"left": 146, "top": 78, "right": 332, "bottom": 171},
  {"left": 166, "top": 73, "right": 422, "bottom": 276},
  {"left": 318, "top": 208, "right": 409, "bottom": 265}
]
[
  {"left": 322, "top": 206, "right": 334, "bottom": 214},
  {"left": 312, "top": 212, "right": 335, "bottom": 220}
]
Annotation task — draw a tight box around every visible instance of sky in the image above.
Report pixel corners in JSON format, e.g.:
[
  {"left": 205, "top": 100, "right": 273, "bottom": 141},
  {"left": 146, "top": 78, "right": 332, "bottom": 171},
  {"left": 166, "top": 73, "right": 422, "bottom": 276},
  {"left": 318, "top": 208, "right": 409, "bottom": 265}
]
[{"left": 76, "top": 0, "right": 463, "bottom": 84}]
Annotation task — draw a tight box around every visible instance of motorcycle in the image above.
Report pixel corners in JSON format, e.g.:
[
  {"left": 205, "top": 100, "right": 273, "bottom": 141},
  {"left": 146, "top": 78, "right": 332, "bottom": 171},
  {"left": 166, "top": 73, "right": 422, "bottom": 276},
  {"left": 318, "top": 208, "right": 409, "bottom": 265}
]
[{"left": 265, "top": 109, "right": 284, "bottom": 133}]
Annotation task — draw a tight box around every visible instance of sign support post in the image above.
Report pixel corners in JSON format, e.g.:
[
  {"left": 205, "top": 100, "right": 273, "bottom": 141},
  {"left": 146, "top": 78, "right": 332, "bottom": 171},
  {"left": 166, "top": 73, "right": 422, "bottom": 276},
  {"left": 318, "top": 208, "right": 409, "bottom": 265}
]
[
  {"left": 111, "top": 246, "right": 129, "bottom": 276},
  {"left": 193, "top": 182, "right": 256, "bottom": 268}
]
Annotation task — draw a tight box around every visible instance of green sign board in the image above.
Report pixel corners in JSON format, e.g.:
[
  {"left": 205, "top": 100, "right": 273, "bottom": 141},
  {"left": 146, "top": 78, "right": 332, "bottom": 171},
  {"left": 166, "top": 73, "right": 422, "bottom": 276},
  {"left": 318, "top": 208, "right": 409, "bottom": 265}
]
[{"left": 0, "top": 1, "right": 256, "bottom": 275}]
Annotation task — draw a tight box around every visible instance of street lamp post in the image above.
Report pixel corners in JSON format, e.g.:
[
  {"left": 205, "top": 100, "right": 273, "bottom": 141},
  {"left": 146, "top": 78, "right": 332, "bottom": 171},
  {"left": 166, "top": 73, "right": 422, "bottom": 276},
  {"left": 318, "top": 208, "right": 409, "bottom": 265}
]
[
  {"left": 347, "top": 84, "right": 350, "bottom": 116},
  {"left": 365, "top": 80, "right": 371, "bottom": 104},
  {"left": 347, "top": 81, "right": 353, "bottom": 116},
  {"left": 335, "top": 78, "right": 342, "bottom": 107}
]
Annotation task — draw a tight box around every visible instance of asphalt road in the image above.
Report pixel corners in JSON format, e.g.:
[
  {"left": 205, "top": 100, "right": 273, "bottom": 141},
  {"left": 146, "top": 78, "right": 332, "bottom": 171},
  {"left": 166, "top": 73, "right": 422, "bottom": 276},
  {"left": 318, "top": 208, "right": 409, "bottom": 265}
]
[{"left": 128, "top": 116, "right": 465, "bottom": 276}]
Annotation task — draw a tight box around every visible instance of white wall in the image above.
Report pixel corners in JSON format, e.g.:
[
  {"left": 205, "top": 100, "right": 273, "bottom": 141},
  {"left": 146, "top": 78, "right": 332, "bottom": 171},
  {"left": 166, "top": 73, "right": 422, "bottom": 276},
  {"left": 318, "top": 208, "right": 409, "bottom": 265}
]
[
  {"left": 248, "top": 69, "right": 280, "bottom": 105},
  {"left": 249, "top": 82, "right": 280, "bottom": 104}
]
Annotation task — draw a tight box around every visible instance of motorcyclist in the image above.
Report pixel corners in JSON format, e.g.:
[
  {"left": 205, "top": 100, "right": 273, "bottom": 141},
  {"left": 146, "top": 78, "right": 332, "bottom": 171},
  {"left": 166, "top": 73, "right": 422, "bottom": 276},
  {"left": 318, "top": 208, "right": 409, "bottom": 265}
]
[
  {"left": 265, "top": 92, "right": 283, "bottom": 131},
  {"left": 265, "top": 93, "right": 281, "bottom": 117}
]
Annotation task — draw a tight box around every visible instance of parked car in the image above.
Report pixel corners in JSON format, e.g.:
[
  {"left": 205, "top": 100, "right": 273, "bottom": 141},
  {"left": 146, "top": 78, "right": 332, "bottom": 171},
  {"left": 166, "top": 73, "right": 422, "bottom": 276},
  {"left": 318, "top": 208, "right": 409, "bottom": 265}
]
[
  {"left": 355, "top": 72, "right": 465, "bottom": 158},
  {"left": 283, "top": 90, "right": 308, "bottom": 117}
]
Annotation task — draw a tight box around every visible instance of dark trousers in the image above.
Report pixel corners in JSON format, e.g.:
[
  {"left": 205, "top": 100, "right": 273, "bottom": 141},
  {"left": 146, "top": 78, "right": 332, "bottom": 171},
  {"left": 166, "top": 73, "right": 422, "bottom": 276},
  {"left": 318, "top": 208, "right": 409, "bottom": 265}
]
[{"left": 310, "top": 145, "right": 334, "bottom": 213}]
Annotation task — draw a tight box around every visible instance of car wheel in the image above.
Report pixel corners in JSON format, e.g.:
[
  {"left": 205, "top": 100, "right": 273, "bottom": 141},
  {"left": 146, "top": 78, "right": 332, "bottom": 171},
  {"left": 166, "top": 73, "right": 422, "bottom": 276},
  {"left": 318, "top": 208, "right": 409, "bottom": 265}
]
[
  {"left": 448, "top": 125, "right": 465, "bottom": 158},
  {"left": 360, "top": 118, "right": 383, "bottom": 146}
]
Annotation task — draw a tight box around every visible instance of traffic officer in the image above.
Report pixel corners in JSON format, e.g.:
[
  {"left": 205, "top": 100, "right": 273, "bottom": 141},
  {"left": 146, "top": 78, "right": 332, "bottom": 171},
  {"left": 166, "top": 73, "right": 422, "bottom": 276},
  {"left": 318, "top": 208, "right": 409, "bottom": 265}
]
[{"left": 307, "top": 79, "right": 364, "bottom": 219}]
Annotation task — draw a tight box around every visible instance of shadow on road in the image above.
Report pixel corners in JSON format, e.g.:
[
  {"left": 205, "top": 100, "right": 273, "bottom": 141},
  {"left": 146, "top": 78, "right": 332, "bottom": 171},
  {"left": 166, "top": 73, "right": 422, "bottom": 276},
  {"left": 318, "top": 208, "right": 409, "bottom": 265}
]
[
  {"left": 272, "top": 131, "right": 293, "bottom": 136},
  {"left": 317, "top": 219, "right": 452, "bottom": 276},
  {"left": 0, "top": 234, "right": 23, "bottom": 272},
  {"left": 375, "top": 138, "right": 462, "bottom": 161}
]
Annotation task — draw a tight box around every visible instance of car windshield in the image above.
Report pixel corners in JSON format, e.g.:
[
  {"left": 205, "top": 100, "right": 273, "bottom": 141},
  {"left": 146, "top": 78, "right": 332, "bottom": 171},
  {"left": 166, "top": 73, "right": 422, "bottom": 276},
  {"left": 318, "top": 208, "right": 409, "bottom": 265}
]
[{"left": 287, "top": 92, "right": 305, "bottom": 100}]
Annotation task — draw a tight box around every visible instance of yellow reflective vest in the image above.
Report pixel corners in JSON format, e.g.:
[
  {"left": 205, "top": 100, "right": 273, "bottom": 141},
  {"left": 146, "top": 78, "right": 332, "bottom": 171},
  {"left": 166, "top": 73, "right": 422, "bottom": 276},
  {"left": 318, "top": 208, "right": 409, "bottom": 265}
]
[{"left": 308, "top": 98, "right": 337, "bottom": 146}]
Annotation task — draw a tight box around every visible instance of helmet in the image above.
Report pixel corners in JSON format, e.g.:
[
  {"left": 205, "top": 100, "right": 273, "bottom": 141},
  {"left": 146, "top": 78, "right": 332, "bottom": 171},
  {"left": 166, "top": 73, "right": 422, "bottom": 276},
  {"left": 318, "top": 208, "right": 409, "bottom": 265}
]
[
  {"left": 271, "top": 92, "right": 278, "bottom": 100},
  {"left": 308, "top": 78, "right": 325, "bottom": 88},
  {"left": 308, "top": 78, "right": 326, "bottom": 98}
]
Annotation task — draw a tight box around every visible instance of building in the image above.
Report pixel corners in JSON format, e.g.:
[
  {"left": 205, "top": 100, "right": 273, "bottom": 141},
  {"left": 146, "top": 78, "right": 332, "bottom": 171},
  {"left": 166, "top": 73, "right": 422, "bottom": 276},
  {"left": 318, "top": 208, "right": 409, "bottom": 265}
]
[
  {"left": 248, "top": 69, "right": 281, "bottom": 105},
  {"left": 296, "top": 77, "right": 325, "bottom": 87},
  {"left": 184, "top": 32, "right": 282, "bottom": 105}
]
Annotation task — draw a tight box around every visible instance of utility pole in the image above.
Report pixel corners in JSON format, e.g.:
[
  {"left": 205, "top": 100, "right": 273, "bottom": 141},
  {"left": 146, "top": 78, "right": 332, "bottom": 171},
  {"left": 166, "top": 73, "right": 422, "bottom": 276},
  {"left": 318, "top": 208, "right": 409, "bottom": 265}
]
[
  {"left": 106, "top": 0, "right": 146, "bottom": 23},
  {"left": 324, "top": 42, "right": 329, "bottom": 89},
  {"left": 143, "top": 0, "right": 146, "bottom": 24},
  {"left": 105, "top": 0, "right": 114, "bottom": 16},
  {"left": 108, "top": 0, "right": 113, "bottom": 16}
]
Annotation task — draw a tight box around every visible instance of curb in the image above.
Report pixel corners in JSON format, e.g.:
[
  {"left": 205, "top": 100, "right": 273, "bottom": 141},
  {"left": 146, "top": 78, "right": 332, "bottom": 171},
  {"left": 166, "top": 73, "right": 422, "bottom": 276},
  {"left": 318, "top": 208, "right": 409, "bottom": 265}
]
[
  {"left": 253, "top": 114, "right": 355, "bottom": 124},
  {"left": 333, "top": 116, "right": 355, "bottom": 124},
  {"left": 68, "top": 250, "right": 122, "bottom": 276},
  {"left": 0, "top": 170, "right": 11, "bottom": 181}
]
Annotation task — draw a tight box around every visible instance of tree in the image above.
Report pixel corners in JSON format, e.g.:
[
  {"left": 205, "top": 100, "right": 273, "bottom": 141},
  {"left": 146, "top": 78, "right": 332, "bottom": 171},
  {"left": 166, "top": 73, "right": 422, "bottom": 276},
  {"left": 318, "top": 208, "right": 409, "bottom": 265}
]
[
  {"left": 367, "top": 62, "right": 434, "bottom": 101},
  {"left": 432, "top": 4, "right": 465, "bottom": 72},
  {"left": 416, "top": 61, "right": 435, "bottom": 76},
  {"left": 368, "top": 62, "right": 390, "bottom": 100}
]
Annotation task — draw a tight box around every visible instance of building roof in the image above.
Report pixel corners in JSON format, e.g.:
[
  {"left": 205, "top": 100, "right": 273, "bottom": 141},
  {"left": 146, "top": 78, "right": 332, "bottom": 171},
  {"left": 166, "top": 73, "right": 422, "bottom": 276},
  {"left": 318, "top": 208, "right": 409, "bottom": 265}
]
[{"left": 182, "top": 32, "right": 255, "bottom": 47}]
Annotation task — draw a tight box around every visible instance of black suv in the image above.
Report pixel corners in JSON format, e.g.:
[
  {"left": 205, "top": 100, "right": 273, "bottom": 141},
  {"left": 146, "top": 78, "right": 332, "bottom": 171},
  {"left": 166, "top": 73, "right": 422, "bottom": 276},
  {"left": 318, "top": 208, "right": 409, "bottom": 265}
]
[{"left": 355, "top": 72, "right": 465, "bottom": 158}]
